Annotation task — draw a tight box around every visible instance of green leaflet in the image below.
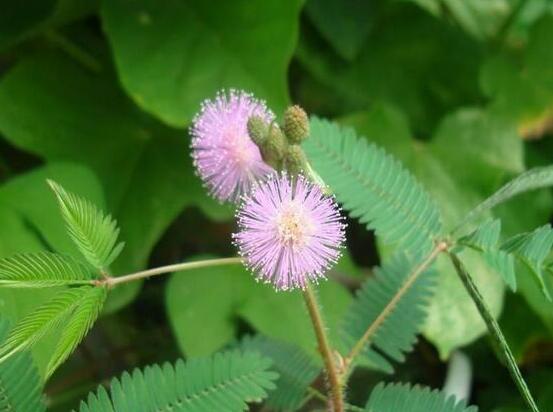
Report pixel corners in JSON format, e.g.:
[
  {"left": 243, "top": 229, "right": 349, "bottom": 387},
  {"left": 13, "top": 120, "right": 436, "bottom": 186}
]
[
  {"left": 240, "top": 335, "right": 320, "bottom": 411},
  {"left": 341, "top": 253, "right": 436, "bottom": 373},
  {"left": 365, "top": 382, "right": 478, "bottom": 412},
  {"left": 0, "top": 318, "right": 45, "bottom": 412},
  {"left": 76, "top": 351, "right": 278, "bottom": 412},
  {"left": 48, "top": 180, "right": 124, "bottom": 272},
  {"left": 455, "top": 165, "right": 553, "bottom": 232},
  {"left": 459, "top": 219, "right": 517, "bottom": 291},
  {"left": 460, "top": 220, "right": 553, "bottom": 299},
  {"left": 0, "top": 251, "right": 94, "bottom": 288},
  {"left": 304, "top": 117, "right": 442, "bottom": 255},
  {"left": 0, "top": 286, "right": 107, "bottom": 375},
  {"left": 46, "top": 286, "right": 107, "bottom": 377}
]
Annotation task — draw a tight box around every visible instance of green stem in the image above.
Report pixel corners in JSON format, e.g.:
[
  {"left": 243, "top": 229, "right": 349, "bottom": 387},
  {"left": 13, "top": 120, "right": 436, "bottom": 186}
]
[
  {"left": 103, "top": 257, "right": 242, "bottom": 287},
  {"left": 448, "top": 252, "right": 540, "bottom": 412},
  {"left": 44, "top": 30, "right": 102, "bottom": 73},
  {"left": 303, "top": 286, "right": 344, "bottom": 412}
]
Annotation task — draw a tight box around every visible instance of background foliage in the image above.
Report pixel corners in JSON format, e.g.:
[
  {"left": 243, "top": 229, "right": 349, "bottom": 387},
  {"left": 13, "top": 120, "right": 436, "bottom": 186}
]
[{"left": 0, "top": 0, "right": 552, "bottom": 410}]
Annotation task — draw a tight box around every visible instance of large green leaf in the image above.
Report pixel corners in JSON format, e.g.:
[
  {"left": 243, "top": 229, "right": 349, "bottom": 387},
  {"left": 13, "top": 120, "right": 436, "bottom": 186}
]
[
  {"left": 76, "top": 351, "right": 277, "bottom": 412},
  {"left": 101, "top": 0, "right": 301, "bottom": 127},
  {"left": 305, "top": 0, "right": 373, "bottom": 61},
  {"left": 165, "top": 257, "right": 253, "bottom": 356},
  {"left": 481, "top": 14, "right": 553, "bottom": 139},
  {"left": 0, "top": 51, "right": 231, "bottom": 312},
  {"left": 297, "top": 4, "right": 483, "bottom": 134},
  {"left": 166, "top": 255, "right": 352, "bottom": 359},
  {"left": 0, "top": 318, "right": 45, "bottom": 412},
  {"left": 0, "top": 0, "right": 96, "bottom": 51}
]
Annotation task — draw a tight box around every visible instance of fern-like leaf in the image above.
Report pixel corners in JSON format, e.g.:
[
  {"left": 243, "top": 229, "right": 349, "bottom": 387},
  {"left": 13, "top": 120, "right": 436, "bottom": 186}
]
[
  {"left": 455, "top": 165, "right": 553, "bottom": 231},
  {"left": 48, "top": 180, "right": 124, "bottom": 271},
  {"left": 240, "top": 335, "right": 320, "bottom": 411},
  {"left": 303, "top": 117, "right": 442, "bottom": 255},
  {"left": 0, "top": 252, "right": 94, "bottom": 288},
  {"left": 341, "top": 253, "right": 436, "bottom": 373},
  {"left": 0, "top": 319, "right": 45, "bottom": 412},
  {"left": 0, "top": 286, "right": 102, "bottom": 365},
  {"left": 459, "top": 219, "right": 516, "bottom": 291},
  {"left": 460, "top": 221, "right": 553, "bottom": 298},
  {"left": 47, "top": 286, "right": 108, "bottom": 377},
  {"left": 365, "top": 383, "right": 478, "bottom": 412},
  {"left": 76, "top": 351, "right": 278, "bottom": 412},
  {"left": 503, "top": 225, "right": 553, "bottom": 300}
]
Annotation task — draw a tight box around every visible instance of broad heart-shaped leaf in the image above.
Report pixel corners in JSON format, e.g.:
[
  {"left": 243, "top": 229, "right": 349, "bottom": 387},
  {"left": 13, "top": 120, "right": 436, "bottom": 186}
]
[
  {"left": 304, "top": 117, "right": 442, "bottom": 256},
  {"left": 338, "top": 103, "right": 530, "bottom": 357},
  {"left": 480, "top": 15, "right": 553, "bottom": 140},
  {"left": 101, "top": 0, "right": 301, "bottom": 127},
  {"left": 0, "top": 318, "right": 45, "bottom": 412},
  {"left": 365, "top": 382, "right": 478, "bottom": 412},
  {"left": 240, "top": 335, "right": 320, "bottom": 411},
  {"left": 0, "top": 51, "right": 232, "bottom": 313},
  {"left": 341, "top": 253, "right": 436, "bottom": 373},
  {"left": 0, "top": 251, "right": 94, "bottom": 288},
  {"left": 0, "top": 0, "right": 96, "bottom": 51},
  {"left": 305, "top": 0, "right": 373, "bottom": 61},
  {"left": 48, "top": 180, "right": 124, "bottom": 271},
  {"left": 75, "top": 351, "right": 278, "bottom": 412},
  {"left": 296, "top": 3, "right": 483, "bottom": 135},
  {"left": 166, "top": 255, "right": 352, "bottom": 359}
]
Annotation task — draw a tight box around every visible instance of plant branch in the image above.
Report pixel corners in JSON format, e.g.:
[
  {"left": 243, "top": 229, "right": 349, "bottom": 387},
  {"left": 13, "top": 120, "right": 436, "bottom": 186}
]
[
  {"left": 100, "top": 257, "right": 242, "bottom": 287},
  {"left": 303, "top": 285, "right": 344, "bottom": 412},
  {"left": 448, "top": 252, "right": 540, "bottom": 412},
  {"left": 343, "top": 241, "right": 448, "bottom": 372}
]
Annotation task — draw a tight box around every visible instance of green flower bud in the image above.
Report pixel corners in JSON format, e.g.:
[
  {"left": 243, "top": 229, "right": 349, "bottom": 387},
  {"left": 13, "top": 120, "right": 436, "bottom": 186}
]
[
  {"left": 263, "top": 124, "right": 288, "bottom": 168},
  {"left": 247, "top": 115, "right": 269, "bottom": 147},
  {"left": 284, "top": 144, "right": 308, "bottom": 176},
  {"left": 283, "top": 105, "right": 309, "bottom": 144}
]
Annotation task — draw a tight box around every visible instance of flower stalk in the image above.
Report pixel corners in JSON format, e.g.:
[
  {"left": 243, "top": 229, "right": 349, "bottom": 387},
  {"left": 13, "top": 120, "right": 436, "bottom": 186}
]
[{"left": 303, "top": 285, "right": 344, "bottom": 412}]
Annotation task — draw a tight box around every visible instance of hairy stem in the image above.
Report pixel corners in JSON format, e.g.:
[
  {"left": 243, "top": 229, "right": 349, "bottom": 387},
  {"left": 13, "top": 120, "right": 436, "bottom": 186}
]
[
  {"left": 448, "top": 252, "right": 540, "bottom": 412},
  {"left": 101, "top": 257, "right": 242, "bottom": 287},
  {"left": 344, "top": 242, "right": 448, "bottom": 372},
  {"left": 303, "top": 286, "right": 344, "bottom": 412}
]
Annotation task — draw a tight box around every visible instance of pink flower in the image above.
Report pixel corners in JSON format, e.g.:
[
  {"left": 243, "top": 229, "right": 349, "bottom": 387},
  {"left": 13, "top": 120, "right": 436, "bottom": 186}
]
[
  {"left": 234, "top": 174, "right": 346, "bottom": 290},
  {"left": 191, "top": 90, "right": 275, "bottom": 203}
]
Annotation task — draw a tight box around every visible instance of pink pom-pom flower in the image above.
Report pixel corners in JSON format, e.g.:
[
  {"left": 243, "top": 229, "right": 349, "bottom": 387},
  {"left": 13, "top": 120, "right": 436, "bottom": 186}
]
[
  {"left": 191, "top": 89, "right": 275, "bottom": 203},
  {"left": 233, "top": 174, "right": 346, "bottom": 291}
]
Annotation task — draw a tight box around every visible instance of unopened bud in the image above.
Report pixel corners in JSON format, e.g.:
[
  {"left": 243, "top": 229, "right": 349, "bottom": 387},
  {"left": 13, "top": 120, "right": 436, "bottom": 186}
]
[
  {"left": 283, "top": 105, "right": 309, "bottom": 144},
  {"left": 247, "top": 116, "right": 269, "bottom": 147},
  {"left": 284, "top": 144, "right": 308, "bottom": 175},
  {"left": 263, "top": 124, "right": 288, "bottom": 168}
]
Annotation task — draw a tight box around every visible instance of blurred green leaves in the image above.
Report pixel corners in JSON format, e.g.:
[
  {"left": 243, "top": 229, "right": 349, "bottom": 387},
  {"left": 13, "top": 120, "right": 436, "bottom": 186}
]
[
  {"left": 166, "top": 256, "right": 352, "bottom": 360},
  {"left": 101, "top": 0, "right": 301, "bottom": 127}
]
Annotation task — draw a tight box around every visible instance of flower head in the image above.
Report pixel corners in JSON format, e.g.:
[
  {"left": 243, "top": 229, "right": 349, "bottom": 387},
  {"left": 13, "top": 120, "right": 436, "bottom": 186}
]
[
  {"left": 233, "top": 174, "right": 346, "bottom": 290},
  {"left": 191, "top": 90, "right": 275, "bottom": 203}
]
